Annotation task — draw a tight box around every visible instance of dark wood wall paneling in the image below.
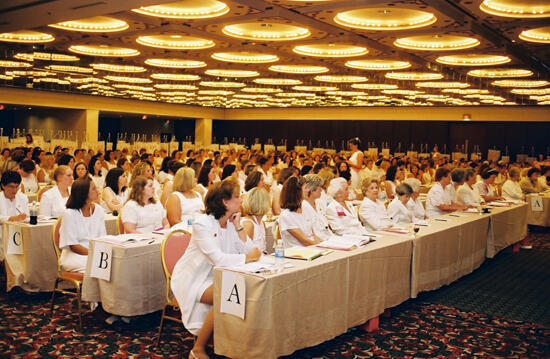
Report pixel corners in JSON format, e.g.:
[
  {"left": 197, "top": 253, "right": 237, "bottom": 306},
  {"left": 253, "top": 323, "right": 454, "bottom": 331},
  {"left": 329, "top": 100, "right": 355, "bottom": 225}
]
[
  {"left": 99, "top": 116, "right": 195, "bottom": 144},
  {"left": 212, "top": 120, "right": 550, "bottom": 158}
]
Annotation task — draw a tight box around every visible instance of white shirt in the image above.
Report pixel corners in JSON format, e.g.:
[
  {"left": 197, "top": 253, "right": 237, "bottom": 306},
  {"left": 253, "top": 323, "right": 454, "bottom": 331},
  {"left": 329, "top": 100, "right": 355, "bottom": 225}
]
[
  {"left": 502, "top": 180, "right": 523, "bottom": 201},
  {"left": 279, "top": 208, "right": 314, "bottom": 247},
  {"left": 301, "top": 200, "right": 332, "bottom": 242},
  {"left": 121, "top": 200, "right": 165, "bottom": 233},
  {"left": 0, "top": 191, "right": 29, "bottom": 223},
  {"left": 171, "top": 214, "right": 246, "bottom": 335},
  {"left": 101, "top": 187, "right": 128, "bottom": 213},
  {"left": 91, "top": 174, "right": 105, "bottom": 194},
  {"left": 359, "top": 197, "right": 392, "bottom": 231},
  {"left": 40, "top": 185, "right": 69, "bottom": 218},
  {"left": 537, "top": 175, "right": 549, "bottom": 192},
  {"left": 315, "top": 190, "right": 332, "bottom": 216},
  {"left": 387, "top": 197, "right": 412, "bottom": 227},
  {"left": 475, "top": 180, "right": 494, "bottom": 198},
  {"left": 426, "top": 182, "right": 452, "bottom": 218},
  {"left": 21, "top": 174, "right": 38, "bottom": 193},
  {"left": 407, "top": 197, "right": 426, "bottom": 222},
  {"left": 173, "top": 191, "right": 204, "bottom": 224},
  {"left": 240, "top": 216, "right": 266, "bottom": 252},
  {"left": 59, "top": 206, "right": 106, "bottom": 251},
  {"left": 446, "top": 183, "right": 459, "bottom": 203},
  {"left": 325, "top": 200, "right": 369, "bottom": 236},
  {"left": 258, "top": 167, "right": 273, "bottom": 187},
  {"left": 456, "top": 183, "right": 482, "bottom": 207}
]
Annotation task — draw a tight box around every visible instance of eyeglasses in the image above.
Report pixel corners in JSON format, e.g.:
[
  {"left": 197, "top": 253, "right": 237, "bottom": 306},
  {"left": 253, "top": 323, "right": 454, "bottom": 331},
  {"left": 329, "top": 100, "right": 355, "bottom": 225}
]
[{"left": 4, "top": 184, "right": 20, "bottom": 190}]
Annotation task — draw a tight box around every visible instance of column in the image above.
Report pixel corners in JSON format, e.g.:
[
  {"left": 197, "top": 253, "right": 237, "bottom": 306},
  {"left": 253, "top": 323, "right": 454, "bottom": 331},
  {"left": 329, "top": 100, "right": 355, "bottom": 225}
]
[{"left": 195, "top": 118, "right": 212, "bottom": 147}]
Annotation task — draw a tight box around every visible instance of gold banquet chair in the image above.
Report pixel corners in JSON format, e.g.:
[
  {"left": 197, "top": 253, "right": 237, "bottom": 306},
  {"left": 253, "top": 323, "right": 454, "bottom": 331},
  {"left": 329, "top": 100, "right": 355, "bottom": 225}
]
[
  {"left": 49, "top": 217, "right": 87, "bottom": 329},
  {"left": 116, "top": 212, "right": 124, "bottom": 234},
  {"left": 157, "top": 229, "right": 192, "bottom": 346},
  {"left": 37, "top": 185, "right": 52, "bottom": 202}
]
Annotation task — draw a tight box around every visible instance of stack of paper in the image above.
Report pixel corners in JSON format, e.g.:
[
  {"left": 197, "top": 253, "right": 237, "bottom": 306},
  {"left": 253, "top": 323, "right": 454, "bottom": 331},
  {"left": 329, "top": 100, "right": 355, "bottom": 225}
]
[
  {"left": 317, "top": 235, "right": 373, "bottom": 250},
  {"left": 284, "top": 247, "right": 326, "bottom": 260},
  {"left": 222, "top": 255, "right": 293, "bottom": 274},
  {"left": 97, "top": 233, "right": 156, "bottom": 244}
]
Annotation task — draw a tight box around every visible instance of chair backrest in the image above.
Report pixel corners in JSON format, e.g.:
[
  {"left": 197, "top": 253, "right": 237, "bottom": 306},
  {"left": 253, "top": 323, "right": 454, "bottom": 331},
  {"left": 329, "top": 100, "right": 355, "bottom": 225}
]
[
  {"left": 37, "top": 185, "right": 53, "bottom": 202},
  {"left": 160, "top": 229, "right": 192, "bottom": 303},
  {"left": 51, "top": 217, "right": 63, "bottom": 273},
  {"left": 117, "top": 212, "right": 124, "bottom": 235}
]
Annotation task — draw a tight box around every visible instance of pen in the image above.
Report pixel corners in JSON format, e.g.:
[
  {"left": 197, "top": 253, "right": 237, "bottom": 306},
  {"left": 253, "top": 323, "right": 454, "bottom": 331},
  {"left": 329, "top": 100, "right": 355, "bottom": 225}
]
[
  {"left": 435, "top": 218, "right": 448, "bottom": 222},
  {"left": 148, "top": 240, "right": 155, "bottom": 244},
  {"left": 449, "top": 214, "right": 460, "bottom": 217}
]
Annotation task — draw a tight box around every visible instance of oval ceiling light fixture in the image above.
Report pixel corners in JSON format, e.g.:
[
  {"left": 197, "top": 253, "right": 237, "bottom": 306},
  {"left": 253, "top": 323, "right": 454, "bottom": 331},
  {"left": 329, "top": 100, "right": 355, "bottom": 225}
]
[
  {"left": 49, "top": 16, "right": 128, "bottom": 32},
  {"left": 334, "top": 8, "right": 436, "bottom": 31},
  {"left": 69, "top": 45, "right": 140, "bottom": 57},
  {"left": 104, "top": 75, "right": 152, "bottom": 83},
  {"left": 241, "top": 87, "right": 283, "bottom": 93},
  {"left": 133, "top": 0, "right": 229, "bottom": 19},
  {"left": 314, "top": 75, "right": 367, "bottom": 83},
  {"left": 345, "top": 59, "right": 411, "bottom": 71},
  {"left": 467, "top": 68, "right": 533, "bottom": 78},
  {"left": 479, "top": 0, "right": 550, "bottom": 18},
  {"left": 325, "top": 91, "right": 367, "bottom": 96},
  {"left": 519, "top": 26, "right": 550, "bottom": 43},
  {"left": 0, "top": 60, "right": 32, "bottom": 68},
  {"left": 415, "top": 81, "right": 470, "bottom": 88},
  {"left": 136, "top": 34, "right": 215, "bottom": 49},
  {"left": 144, "top": 58, "right": 206, "bottom": 68},
  {"left": 385, "top": 72, "right": 443, "bottom": 81},
  {"left": 211, "top": 51, "right": 278, "bottom": 63},
  {"left": 293, "top": 44, "right": 367, "bottom": 57},
  {"left": 394, "top": 35, "right": 480, "bottom": 51},
  {"left": 253, "top": 78, "right": 302, "bottom": 85},
  {"left": 151, "top": 73, "right": 200, "bottom": 81},
  {"left": 275, "top": 92, "right": 316, "bottom": 98},
  {"left": 269, "top": 64, "right": 329, "bottom": 74},
  {"left": 292, "top": 86, "right": 339, "bottom": 91},
  {"left": 15, "top": 52, "right": 79, "bottom": 62},
  {"left": 154, "top": 83, "right": 198, "bottom": 90},
  {"left": 492, "top": 79, "right": 549, "bottom": 87},
  {"left": 351, "top": 83, "right": 399, "bottom": 90},
  {"left": 0, "top": 30, "right": 54, "bottom": 43},
  {"left": 200, "top": 81, "right": 245, "bottom": 87},
  {"left": 510, "top": 88, "right": 550, "bottom": 95},
  {"left": 436, "top": 54, "right": 511, "bottom": 66},
  {"left": 91, "top": 63, "right": 146, "bottom": 73},
  {"left": 222, "top": 23, "right": 310, "bottom": 41},
  {"left": 45, "top": 65, "right": 93, "bottom": 73},
  {"left": 198, "top": 90, "right": 234, "bottom": 95},
  {"left": 204, "top": 69, "right": 259, "bottom": 77}
]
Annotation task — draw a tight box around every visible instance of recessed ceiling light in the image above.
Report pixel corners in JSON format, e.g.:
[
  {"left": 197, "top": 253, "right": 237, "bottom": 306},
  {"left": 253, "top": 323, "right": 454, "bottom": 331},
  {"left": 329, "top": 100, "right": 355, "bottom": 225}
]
[
  {"left": 204, "top": 69, "right": 259, "bottom": 77},
  {"left": 385, "top": 72, "right": 444, "bottom": 81},
  {"left": 200, "top": 81, "right": 245, "bottom": 87},
  {"left": 293, "top": 44, "right": 368, "bottom": 57},
  {"left": 69, "top": 45, "right": 140, "bottom": 57},
  {"left": 91, "top": 64, "right": 146, "bottom": 73},
  {"left": 253, "top": 78, "right": 302, "bottom": 85},
  {"left": 436, "top": 54, "right": 511, "bottom": 66},
  {"left": 467, "top": 68, "right": 533, "bottom": 78},
  {"left": 104, "top": 75, "right": 152, "bottom": 83},
  {"left": 133, "top": 0, "right": 229, "bottom": 19},
  {"left": 269, "top": 65, "right": 329, "bottom": 74},
  {"left": 394, "top": 35, "right": 480, "bottom": 51},
  {"left": 314, "top": 75, "right": 367, "bottom": 83},
  {"left": 519, "top": 26, "right": 550, "bottom": 43},
  {"left": 136, "top": 35, "right": 215, "bottom": 49},
  {"left": 241, "top": 87, "right": 283, "bottom": 93},
  {"left": 211, "top": 52, "right": 279, "bottom": 63},
  {"left": 479, "top": 0, "right": 550, "bottom": 18},
  {"left": 222, "top": 23, "right": 310, "bottom": 41},
  {"left": 492, "top": 80, "right": 549, "bottom": 87},
  {"left": 0, "top": 60, "right": 32, "bottom": 68},
  {"left": 335, "top": 8, "right": 436, "bottom": 31},
  {"left": 351, "top": 83, "right": 399, "bottom": 90},
  {"left": 345, "top": 59, "right": 411, "bottom": 71},
  {"left": 155, "top": 84, "right": 198, "bottom": 90},
  {"left": 510, "top": 88, "right": 550, "bottom": 95},
  {"left": 144, "top": 58, "right": 206, "bottom": 68},
  {"left": 45, "top": 65, "right": 93, "bottom": 73},
  {"left": 0, "top": 30, "right": 54, "bottom": 43},
  {"left": 151, "top": 73, "right": 200, "bottom": 81},
  {"left": 15, "top": 52, "right": 79, "bottom": 62},
  {"left": 292, "top": 86, "right": 339, "bottom": 92},
  {"left": 416, "top": 82, "right": 470, "bottom": 88},
  {"left": 49, "top": 16, "right": 128, "bottom": 32}
]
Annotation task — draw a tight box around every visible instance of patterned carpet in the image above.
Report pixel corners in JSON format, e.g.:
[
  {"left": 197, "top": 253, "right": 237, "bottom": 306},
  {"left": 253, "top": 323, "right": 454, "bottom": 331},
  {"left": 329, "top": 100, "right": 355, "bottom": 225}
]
[{"left": 1, "top": 227, "right": 550, "bottom": 358}]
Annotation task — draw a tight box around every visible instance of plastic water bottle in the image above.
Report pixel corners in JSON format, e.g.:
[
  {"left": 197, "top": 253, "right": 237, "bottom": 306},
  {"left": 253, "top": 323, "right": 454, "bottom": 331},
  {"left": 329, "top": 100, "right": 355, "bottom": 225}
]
[
  {"left": 29, "top": 202, "right": 38, "bottom": 225},
  {"left": 274, "top": 239, "right": 285, "bottom": 273}
]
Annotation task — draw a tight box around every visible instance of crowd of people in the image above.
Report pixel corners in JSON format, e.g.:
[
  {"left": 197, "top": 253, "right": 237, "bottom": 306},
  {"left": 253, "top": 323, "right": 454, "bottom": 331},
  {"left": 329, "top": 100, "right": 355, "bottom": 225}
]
[{"left": 0, "top": 138, "right": 549, "bottom": 359}]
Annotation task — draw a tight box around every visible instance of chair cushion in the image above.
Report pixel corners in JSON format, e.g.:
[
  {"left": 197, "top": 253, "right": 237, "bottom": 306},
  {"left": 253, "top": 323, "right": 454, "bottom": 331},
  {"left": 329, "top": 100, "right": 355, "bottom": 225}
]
[{"left": 61, "top": 271, "right": 84, "bottom": 281}]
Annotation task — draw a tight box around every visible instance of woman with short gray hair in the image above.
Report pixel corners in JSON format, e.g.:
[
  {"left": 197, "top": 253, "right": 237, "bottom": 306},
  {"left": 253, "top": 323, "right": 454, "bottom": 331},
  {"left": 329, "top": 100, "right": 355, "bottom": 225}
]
[
  {"left": 325, "top": 177, "right": 371, "bottom": 236},
  {"left": 404, "top": 178, "right": 425, "bottom": 221},
  {"left": 387, "top": 183, "right": 414, "bottom": 226}
]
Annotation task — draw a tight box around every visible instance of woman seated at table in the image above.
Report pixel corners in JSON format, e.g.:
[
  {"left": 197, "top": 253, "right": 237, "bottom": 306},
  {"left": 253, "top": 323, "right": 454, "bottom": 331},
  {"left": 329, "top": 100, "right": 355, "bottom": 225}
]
[
  {"left": 241, "top": 187, "right": 270, "bottom": 252},
  {"left": 40, "top": 165, "right": 73, "bottom": 218},
  {"left": 316, "top": 168, "right": 336, "bottom": 215},
  {"left": 171, "top": 179, "right": 261, "bottom": 359},
  {"left": 359, "top": 178, "right": 392, "bottom": 231},
  {"left": 195, "top": 164, "right": 215, "bottom": 198},
  {"left": 19, "top": 159, "right": 38, "bottom": 194},
  {"left": 475, "top": 168, "right": 503, "bottom": 202},
  {"left": 384, "top": 165, "right": 401, "bottom": 199},
  {"left": 519, "top": 168, "right": 542, "bottom": 195},
  {"left": 37, "top": 154, "right": 55, "bottom": 184},
  {"left": 122, "top": 176, "right": 168, "bottom": 234},
  {"left": 325, "top": 177, "right": 371, "bottom": 236},
  {"left": 244, "top": 170, "right": 265, "bottom": 193},
  {"left": 59, "top": 177, "right": 106, "bottom": 273},
  {"left": 501, "top": 167, "right": 523, "bottom": 201},
  {"left": 131, "top": 161, "right": 162, "bottom": 199},
  {"left": 101, "top": 168, "right": 128, "bottom": 213},
  {"left": 88, "top": 155, "right": 105, "bottom": 195},
  {"left": 271, "top": 167, "right": 295, "bottom": 216},
  {"left": 426, "top": 167, "right": 465, "bottom": 218},
  {"left": 160, "top": 161, "right": 186, "bottom": 206},
  {"left": 279, "top": 176, "right": 320, "bottom": 247},
  {"left": 73, "top": 161, "right": 89, "bottom": 180},
  {"left": 301, "top": 174, "right": 334, "bottom": 241},
  {"left": 387, "top": 183, "right": 414, "bottom": 227},
  {"left": 166, "top": 167, "right": 204, "bottom": 227},
  {"left": 0, "top": 171, "right": 29, "bottom": 228},
  {"left": 456, "top": 168, "right": 483, "bottom": 207},
  {"left": 403, "top": 178, "right": 426, "bottom": 221}
]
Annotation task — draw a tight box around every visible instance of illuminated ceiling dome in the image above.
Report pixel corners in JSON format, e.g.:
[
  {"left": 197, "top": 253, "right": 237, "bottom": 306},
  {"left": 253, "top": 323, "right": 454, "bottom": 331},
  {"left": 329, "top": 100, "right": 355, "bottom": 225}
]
[
  {"left": 133, "top": 0, "right": 229, "bottom": 19},
  {"left": 385, "top": 72, "right": 444, "bottom": 81},
  {"left": 480, "top": 0, "right": 550, "bottom": 18},
  {"left": 293, "top": 44, "right": 367, "bottom": 57},
  {"left": 254, "top": 78, "right": 302, "bottom": 85},
  {"left": 15, "top": 52, "right": 79, "bottom": 62},
  {"left": 91, "top": 64, "right": 146, "bottom": 73},
  {"left": 345, "top": 59, "right": 411, "bottom": 71},
  {"left": 314, "top": 75, "right": 368, "bottom": 83},
  {"left": 268, "top": 65, "right": 329, "bottom": 74},
  {"left": 222, "top": 23, "right": 310, "bottom": 41},
  {"left": 204, "top": 69, "right": 259, "bottom": 77},
  {"left": 0, "top": 30, "right": 54, "bottom": 43},
  {"left": 144, "top": 58, "right": 206, "bottom": 68},
  {"left": 394, "top": 35, "right": 480, "bottom": 51},
  {"left": 334, "top": 8, "right": 436, "bottom": 31},
  {"left": 492, "top": 80, "right": 549, "bottom": 87},
  {"left": 467, "top": 68, "right": 533, "bottom": 78},
  {"left": 436, "top": 54, "right": 511, "bottom": 66},
  {"left": 211, "top": 52, "right": 278, "bottom": 63},
  {"left": 136, "top": 35, "right": 215, "bottom": 49},
  {"left": 69, "top": 45, "right": 140, "bottom": 57},
  {"left": 519, "top": 26, "right": 550, "bottom": 43},
  {"left": 49, "top": 16, "right": 128, "bottom": 32}
]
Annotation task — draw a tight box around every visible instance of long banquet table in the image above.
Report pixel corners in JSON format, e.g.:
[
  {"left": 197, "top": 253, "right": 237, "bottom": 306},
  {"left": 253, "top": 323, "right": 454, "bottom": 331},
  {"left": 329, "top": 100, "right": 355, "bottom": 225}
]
[
  {"left": 526, "top": 193, "right": 550, "bottom": 227},
  {"left": 2, "top": 215, "right": 117, "bottom": 292}
]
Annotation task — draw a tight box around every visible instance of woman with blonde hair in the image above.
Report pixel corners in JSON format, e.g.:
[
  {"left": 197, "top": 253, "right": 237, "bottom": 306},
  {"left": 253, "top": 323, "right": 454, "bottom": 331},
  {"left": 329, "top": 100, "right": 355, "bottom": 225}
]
[
  {"left": 37, "top": 154, "right": 55, "bottom": 183},
  {"left": 122, "top": 176, "right": 168, "bottom": 233},
  {"left": 241, "top": 187, "right": 271, "bottom": 252},
  {"left": 166, "top": 167, "right": 204, "bottom": 227},
  {"left": 40, "top": 165, "right": 73, "bottom": 218}
]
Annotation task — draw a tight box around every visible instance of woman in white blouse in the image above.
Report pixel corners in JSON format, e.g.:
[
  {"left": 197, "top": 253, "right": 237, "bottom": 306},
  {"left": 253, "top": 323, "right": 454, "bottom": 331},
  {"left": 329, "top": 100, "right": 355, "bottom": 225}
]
[
  {"left": 502, "top": 167, "right": 524, "bottom": 201},
  {"left": 279, "top": 176, "right": 320, "bottom": 247},
  {"left": 122, "top": 176, "right": 168, "bottom": 233},
  {"left": 387, "top": 183, "right": 414, "bottom": 227},
  {"left": 403, "top": 178, "right": 426, "bottom": 221},
  {"left": 19, "top": 160, "right": 38, "bottom": 194},
  {"left": 241, "top": 187, "right": 270, "bottom": 252},
  {"left": 166, "top": 167, "right": 205, "bottom": 227},
  {"left": 270, "top": 167, "right": 295, "bottom": 215},
  {"left": 325, "top": 177, "right": 370, "bottom": 236},
  {"left": 171, "top": 179, "right": 261, "bottom": 359},
  {"left": 301, "top": 174, "right": 334, "bottom": 242},
  {"left": 457, "top": 168, "right": 483, "bottom": 207},
  {"left": 59, "top": 177, "right": 106, "bottom": 273},
  {"left": 359, "top": 178, "right": 392, "bottom": 231},
  {"left": 40, "top": 165, "right": 73, "bottom": 218},
  {"left": 426, "top": 167, "right": 464, "bottom": 218},
  {"left": 88, "top": 155, "right": 105, "bottom": 196},
  {"left": 101, "top": 167, "right": 128, "bottom": 213}
]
